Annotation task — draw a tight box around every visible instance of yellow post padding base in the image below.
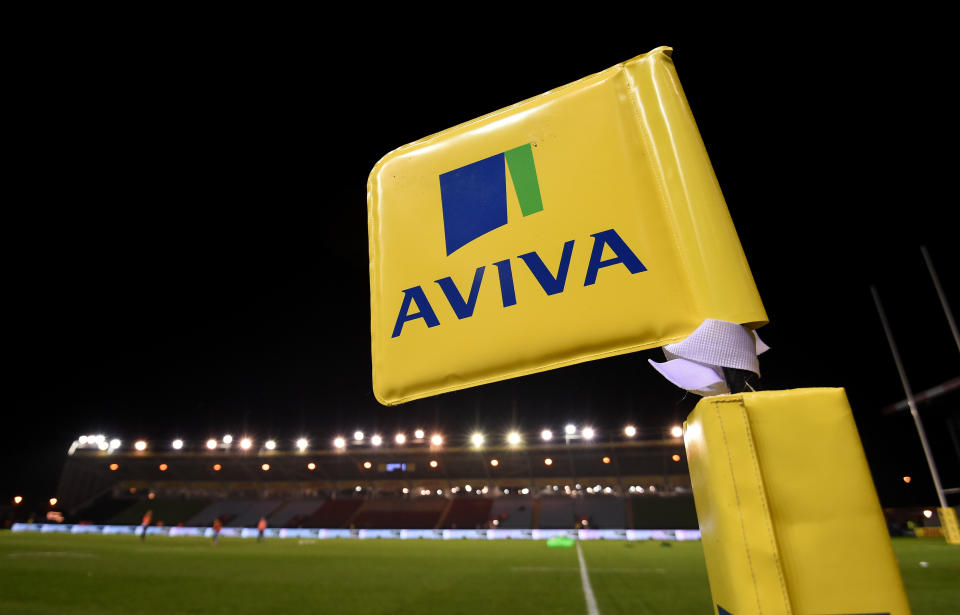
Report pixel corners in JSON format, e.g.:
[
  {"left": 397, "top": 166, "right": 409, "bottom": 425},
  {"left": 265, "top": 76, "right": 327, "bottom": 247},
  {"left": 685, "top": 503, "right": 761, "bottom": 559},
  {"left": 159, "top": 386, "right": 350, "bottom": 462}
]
[
  {"left": 685, "top": 388, "right": 911, "bottom": 615},
  {"left": 939, "top": 507, "right": 960, "bottom": 545}
]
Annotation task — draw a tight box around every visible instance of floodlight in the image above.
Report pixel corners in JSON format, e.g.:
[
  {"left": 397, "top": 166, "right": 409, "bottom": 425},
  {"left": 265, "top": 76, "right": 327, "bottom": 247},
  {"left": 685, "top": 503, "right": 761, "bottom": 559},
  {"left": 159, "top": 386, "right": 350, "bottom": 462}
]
[
  {"left": 261, "top": 463, "right": 270, "bottom": 471},
  {"left": 371, "top": 435, "right": 383, "bottom": 447},
  {"left": 265, "top": 440, "right": 277, "bottom": 450},
  {"left": 110, "top": 438, "right": 121, "bottom": 449},
  {"left": 355, "top": 485, "right": 362, "bottom": 492},
  {"left": 624, "top": 425, "right": 637, "bottom": 437},
  {"left": 134, "top": 440, "right": 147, "bottom": 451},
  {"left": 307, "top": 462, "right": 316, "bottom": 470},
  {"left": 544, "top": 458, "right": 553, "bottom": 466},
  {"left": 353, "top": 431, "right": 364, "bottom": 441},
  {"left": 222, "top": 435, "right": 233, "bottom": 444},
  {"left": 79, "top": 436, "right": 88, "bottom": 444},
  {"left": 506, "top": 432, "right": 521, "bottom": 446},
  {"left": 97, "top": 441, "right": 109, "bottom": 451},
  {"left": 582, "top": 427, "right": 595, "bottom": 440},
  {"left": 95, "top": 435, "right": 105, "bottom": 443},
  {"left": 464, "top": 485, "right": 472, "bottom": 492},
  {"left": 296, "top": 438, "right": 309, "bottom": 451},
  {"left": 49, "top": 498, "right": 58, "bottom": 506},
  {"left": 670, "top": 425, "right": 683, "bottom": 438},
  {"left": 206, "top": 439, "right": 218, "bottom": 450},
  {"left": 13, "top": 496, "right": 22, "bottom": 504},
  {"left": 212, "top": 464, "right": 222, "bottom": 471},
  {"left": 540, "top": 429, "right": 553, "bottom": 441},
  {"left": 240, "top": 438, "right": 253, "bottom": 450},
  {"left": 602, "top": 456, "right": 610, "bottom": 464},
  {"left": 172, "top": 439, "right": 184, "bottom": 450},
  {"left": 489, "top": 459, "right": 499, "bottom": 467},
  {"left": 429, "top": 460, "right": 438, "bottom": 468},
  {"left": 471, "top": 433, "right": 484, "bottom": 447},
  {"left": 672, "top": 454, "right": 681, "bottom": 462},
  {"left": 922, "top": 509, "right": 933, "bottom": 519},
  {"left": 109, "top": 463, "right": 119, "bottom": 471},
  {"left": 564, "top": 424, "right": 576, "bottom": 435},
  {"left": 395, "top": 433, "right": 406, "bottom": 445},
  {"left": 363, "top": 461, "right": 372, "bottom": 469},
  {"left": 414, "top": 429, "right": 425, "bottom": 439},
  {"left": 402, "top": 487, "right": 409, "bottom": 494},
  {"left": 902, "top": 476, "right": 912, "bottom": 484},
  {"left": 333, "top": 437, "right": 346, "bottom": 449},
  {"left": 158, "top": 464, "right": 168, "bottom": 471},
  {"left": 430, "top": 434, "right": 443, "bottom": 446}
]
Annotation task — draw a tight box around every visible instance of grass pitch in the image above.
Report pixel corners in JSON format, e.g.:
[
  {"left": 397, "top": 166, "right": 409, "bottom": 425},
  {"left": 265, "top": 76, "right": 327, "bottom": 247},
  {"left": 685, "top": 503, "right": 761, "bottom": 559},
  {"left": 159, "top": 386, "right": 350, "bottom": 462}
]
[{"left": 0, "top": 533, "right": 956, "bottom": 614}]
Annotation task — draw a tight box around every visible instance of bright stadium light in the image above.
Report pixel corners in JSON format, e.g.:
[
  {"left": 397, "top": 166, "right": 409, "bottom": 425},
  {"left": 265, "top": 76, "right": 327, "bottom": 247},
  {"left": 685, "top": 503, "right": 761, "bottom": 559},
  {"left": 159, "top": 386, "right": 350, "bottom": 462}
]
[
  {"left": 544, "top": 458, "right": 553, "bottom": 466},
  {"left": 414, "top": 429, "right": 425, "bottom": 440},
  {"left": 464, "top": 485, "right": 472, "bottom": 492},
  {"left": 541, "top": 429, "right": 553, "bottom": 441},
  {"left": 672, "top": 454, "right": 682, "bottom": 462},
  {"left": 333, "top": 436, "right": 346, "bottom": 449},
  {"left": 582, "top": 427, "right": 595, "bottom": 440},
  {"left": 430, "top": 434, "right": 443, "bottom": 446},
  {"left": 172, "top": 439, "right": 184, "bottom": 450},
  {"left": 109, "top": 463, "right": 119, "bottom": 471},
  {"left": 109, "top": 438, "right": 121, "bottom": 449},
  {"left": 395, "top": 433, "right": 406, "bottom": 445},
  {"left": 429, "top": 460, "right": 438, "bottom": 468},
  {"left": 14, "top": 496, "right": 23, "bottom": 504},
  {"left": 158, "top": 464, "right": 168, "bottom": 471},
  {"left": 624, "top": 425, "right": 637, "bottom": 438},
  {"left": 134, "top": 440, "right": 147, "bottom": 451},
  {"left": 602, "top": 456, "right": 611, "bottom": 464},
  {"left": 902, "top": 476, "right": 912, "bottom": 484},
  {"left": 223, "top": 435, "right": 233, "bottom": 445},
  {"left": 363, "top": 461, "right": 372, "bottom": 469},
  {"left": 355, "top": 485, "right": 362, "bottom": 492},
  {"left": 564, "top": 424, "right": 576, "bottom": 435},
  {"left": 96, "top": 435, "right": 106, "bottom": 444},
  {"left": 307, "top": 462, "right": 316, "bottom": 470},
  {"left": 240, "top": 438, "right": 252, "bottom": 450},
  {"left": 489, "top": 459, "right": 499, "bottom": 467},
  {"left": 521, "top": 488, "right": 529, "bottom": 495},
  {"left": 97, "top": 440, "right": 109, "bottom": 451},
  {"left": 471, "top": 433, "right": 484, "bottom": 447},
  {"left": 402, "top": 487, "right": 409, "bottom": 494},
  {"left": 49, "top": 498, "right": 58, "bottom": 506},
  {"left": 206, "top": 439, "right": 218, "bottom": 450},
  {"left": 265, "top": 440, "right": 277, "bottom": 450},
  {"left": 506, "top": 432, "right": 521, "bottom": 446},
  {"left": 371, "top": 435, "right": 383, "bottom": 447},
  {"left": 354, "top": 431, "right": 364, "bottom": 442},
  {"left": 296, "top": 438, "right": 309, "bottom": 452},
  {"left": 923, "top": 509, "right": 934, "bottom": 519},
  {"left": 79, "top": 436, "right": 88, "bottom": 444},
  {"left": 261, "top": 463, "right": 270, "bottom": 471},
  {"left": 212, "top": 464, "right": 222, "bottom": 471},
  {"left": 670, "top": 425, "right": 683, "bottom": 438}
]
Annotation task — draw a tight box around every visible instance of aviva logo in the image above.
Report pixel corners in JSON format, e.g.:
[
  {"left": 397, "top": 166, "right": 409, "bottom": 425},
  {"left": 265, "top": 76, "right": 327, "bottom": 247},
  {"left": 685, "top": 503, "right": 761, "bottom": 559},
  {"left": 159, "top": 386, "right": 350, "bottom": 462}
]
[{"left": 439, "top": 144, "right": 543, "bottom": 255}]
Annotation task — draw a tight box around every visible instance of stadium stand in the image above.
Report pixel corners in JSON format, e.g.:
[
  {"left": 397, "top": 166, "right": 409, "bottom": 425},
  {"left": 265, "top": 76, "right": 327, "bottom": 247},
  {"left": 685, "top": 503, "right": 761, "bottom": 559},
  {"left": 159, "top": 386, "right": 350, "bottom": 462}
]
[
  {"left": 299, "top": 499, "right": 364, "bottom": 528},
  {"left": 350, "top": 497, "right": 447, "bottom": 529},
  {"left": 489, "top": 496, "right": 533, "bottom": 529},
  {"left": 267, "top": 500, "right": 325, "bottom": 528},
  {"left": 109, "top": 499, "right": 211, "bottom": 526},
  {"left": 186, "top": 500, "right": 251, "bottom": 526},
  {"left": 442, "top": 498, "right": 493, "bottom": 529},
  {"left": 227, "top": 500, "right": 284, "bottom": 527},
  {"left": 538, "top": 496, "right": 575, "bottom": 529},
  {"left": 631, "top": 494, "right": 698, "bottom": 529},
  {"left": 573, "top": 496, "right": 626, "bottom": 529}
]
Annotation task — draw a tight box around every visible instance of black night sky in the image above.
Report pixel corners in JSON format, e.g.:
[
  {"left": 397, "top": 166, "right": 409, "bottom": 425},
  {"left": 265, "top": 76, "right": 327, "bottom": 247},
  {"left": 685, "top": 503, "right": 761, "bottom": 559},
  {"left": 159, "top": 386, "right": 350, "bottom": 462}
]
[{"left": 5, "top": 22, "right": 958, "bottom": 514}]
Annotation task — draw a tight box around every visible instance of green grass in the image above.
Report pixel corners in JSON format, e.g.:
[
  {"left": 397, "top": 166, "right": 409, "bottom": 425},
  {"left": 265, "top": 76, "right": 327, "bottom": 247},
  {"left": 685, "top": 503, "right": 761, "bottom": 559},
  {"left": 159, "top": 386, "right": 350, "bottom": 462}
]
[{"left": 0, "top": 533, "right": 956, "bottom": 614}]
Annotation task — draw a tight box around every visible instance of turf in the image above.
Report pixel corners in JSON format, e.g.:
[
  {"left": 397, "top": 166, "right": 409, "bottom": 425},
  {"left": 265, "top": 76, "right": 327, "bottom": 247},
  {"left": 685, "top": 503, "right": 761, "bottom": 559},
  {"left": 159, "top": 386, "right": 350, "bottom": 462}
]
[{"left": 0, "top": 533, "right": 956, "bottom": 614}]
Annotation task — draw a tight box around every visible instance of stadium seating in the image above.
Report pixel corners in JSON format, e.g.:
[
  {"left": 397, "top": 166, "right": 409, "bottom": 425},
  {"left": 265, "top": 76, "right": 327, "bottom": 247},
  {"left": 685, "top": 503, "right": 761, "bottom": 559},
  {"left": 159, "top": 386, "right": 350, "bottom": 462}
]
[
  {"left": 186, "top": 500, "right": 255, "bottom": 526},
  {"left": 109, "top": 499, "right": 211, "bottom": 526},
  {"left": 538, "top": 496, "right": 575, "bottom": 529},
  {"left": 227, "top": 500, "right": 284, "bottom": 527},
  {"left": 573, "top": 496, "right": 626, "bottom": 529},
  {"left": 489, "top": 496, "right": 533, "bottom": 529},
  {"left": 299, "top": 498, "right": 364, "bottom": 528},
  {"left": 442, "top": 498, "right": 493, "bottom": 529},
  {"left": 267, "top": 500, "right": 325, "bottom": 528},
  {"left": 350, "top": 497, "right": 446, "bottom": 529}
]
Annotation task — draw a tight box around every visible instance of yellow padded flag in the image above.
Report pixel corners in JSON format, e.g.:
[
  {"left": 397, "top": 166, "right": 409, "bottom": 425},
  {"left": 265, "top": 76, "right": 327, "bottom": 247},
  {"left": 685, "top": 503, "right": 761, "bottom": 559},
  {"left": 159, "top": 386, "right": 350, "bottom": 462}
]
[
  {"left": 684, "top": 388, "right": 912, "bottom": 615},
  {"left": 368, "top": 47, "right": 766, "bottom": 405}
]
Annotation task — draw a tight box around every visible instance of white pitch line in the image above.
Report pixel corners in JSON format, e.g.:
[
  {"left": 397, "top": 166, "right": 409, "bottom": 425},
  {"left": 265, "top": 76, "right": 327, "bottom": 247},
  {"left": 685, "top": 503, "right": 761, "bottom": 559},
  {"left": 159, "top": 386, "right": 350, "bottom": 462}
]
[{"left": 575, "top": 541, "right": 600, "bottom": 615}]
